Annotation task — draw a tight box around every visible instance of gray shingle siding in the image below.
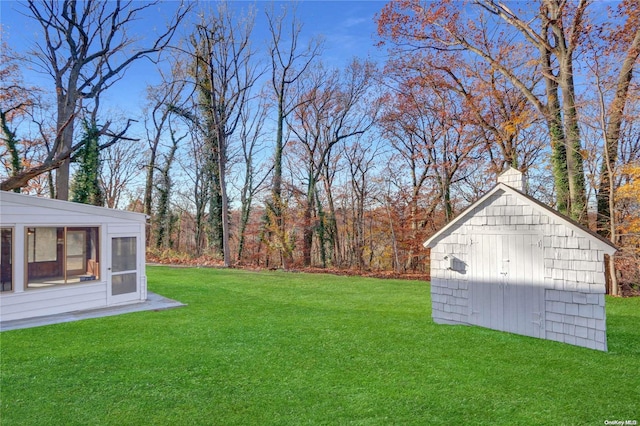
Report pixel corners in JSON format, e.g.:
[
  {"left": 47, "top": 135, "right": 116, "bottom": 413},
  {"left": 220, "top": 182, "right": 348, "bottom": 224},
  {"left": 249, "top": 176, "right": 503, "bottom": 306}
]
[{"left": 427, "top": 183, "right": 613, "bottom": 352}]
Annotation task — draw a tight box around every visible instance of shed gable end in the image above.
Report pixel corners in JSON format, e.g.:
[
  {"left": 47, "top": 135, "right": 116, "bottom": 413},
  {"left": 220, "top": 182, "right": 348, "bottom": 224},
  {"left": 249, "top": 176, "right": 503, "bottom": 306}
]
[{"left": 426, "top": 184, "right": 612, "bottom": 351}]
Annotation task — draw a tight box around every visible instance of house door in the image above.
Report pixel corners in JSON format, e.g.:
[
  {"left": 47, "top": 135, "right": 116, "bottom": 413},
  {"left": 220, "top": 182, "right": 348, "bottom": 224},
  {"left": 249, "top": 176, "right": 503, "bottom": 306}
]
[
  {"left": 108, "top": 235, "right": 140, "bottom": 304},
  {"left": 468, "top": 233, "right": 545, "bottom": 339}
]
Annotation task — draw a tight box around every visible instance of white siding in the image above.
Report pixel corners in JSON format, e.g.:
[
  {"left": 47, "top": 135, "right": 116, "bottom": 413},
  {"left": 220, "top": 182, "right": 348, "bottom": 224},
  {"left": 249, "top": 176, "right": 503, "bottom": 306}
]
[
  {"left": 427, "top": 187, "right": 610, "bottom": 351},
  {"left": 0, "top": 192, "right": 146, "bottom": 323},
  {"left": 0, "top": 282, "right": 107, "bottom": 321}
]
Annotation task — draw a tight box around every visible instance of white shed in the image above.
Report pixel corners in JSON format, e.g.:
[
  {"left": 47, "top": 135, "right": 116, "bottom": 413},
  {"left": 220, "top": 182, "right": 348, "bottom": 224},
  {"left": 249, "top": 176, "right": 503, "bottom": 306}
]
[
  {"left": 0, "top": 191, "right": 147, "bottom": 323},
  {"left": 423, "top": 168, "right": 617, "bottom": 351}
]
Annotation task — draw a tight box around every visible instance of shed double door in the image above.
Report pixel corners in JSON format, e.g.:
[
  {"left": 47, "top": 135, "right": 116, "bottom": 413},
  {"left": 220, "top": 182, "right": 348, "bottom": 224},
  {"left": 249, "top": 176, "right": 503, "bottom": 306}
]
[{"left": 468, "top": 233, "right": 545, "bottom": 339}]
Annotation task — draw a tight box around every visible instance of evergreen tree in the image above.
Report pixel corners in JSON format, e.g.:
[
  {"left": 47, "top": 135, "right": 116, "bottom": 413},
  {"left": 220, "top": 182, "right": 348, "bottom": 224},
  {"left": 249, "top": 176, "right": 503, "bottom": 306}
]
[{"left": 70, "top": 121, "right": 103, "bottom": 206}]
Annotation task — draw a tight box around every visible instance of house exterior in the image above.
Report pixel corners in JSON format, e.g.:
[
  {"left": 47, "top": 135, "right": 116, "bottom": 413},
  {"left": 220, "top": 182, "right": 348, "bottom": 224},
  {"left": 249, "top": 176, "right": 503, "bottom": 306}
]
[
  {"left": 0, "top": 191, "right": 147, "bottom": 323},
  {"left": 423, "top": 168, "right": 617, "bottom": 351}
]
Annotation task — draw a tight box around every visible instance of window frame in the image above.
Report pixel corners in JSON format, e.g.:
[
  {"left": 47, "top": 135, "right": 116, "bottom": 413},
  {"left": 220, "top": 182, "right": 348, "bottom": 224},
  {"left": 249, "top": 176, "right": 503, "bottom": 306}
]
[
  {"left": 1, "top": 227, "right": 14, "bottom": 293},
  {"left": 25, "top": 225, "right": 101, "bottom": 289},
  {"left": 66, "top": 229, "right": 87, "bottom": 276}
]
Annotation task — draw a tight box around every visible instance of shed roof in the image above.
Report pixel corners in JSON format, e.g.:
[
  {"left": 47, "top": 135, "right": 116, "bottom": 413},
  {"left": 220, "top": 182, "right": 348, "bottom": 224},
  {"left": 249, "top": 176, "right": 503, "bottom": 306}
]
[
  {"left": 423, "top": 183, "right": 617, "bottom": 254},
  {"left": 0, "top": 191, "right": 147, "bottom": 223}
]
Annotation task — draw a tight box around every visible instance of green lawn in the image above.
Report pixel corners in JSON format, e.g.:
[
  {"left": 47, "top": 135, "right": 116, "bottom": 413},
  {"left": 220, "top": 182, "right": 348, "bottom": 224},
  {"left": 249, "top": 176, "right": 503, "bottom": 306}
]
[{"left": 1, "top": 266, "right": 639, "bottom": 425}]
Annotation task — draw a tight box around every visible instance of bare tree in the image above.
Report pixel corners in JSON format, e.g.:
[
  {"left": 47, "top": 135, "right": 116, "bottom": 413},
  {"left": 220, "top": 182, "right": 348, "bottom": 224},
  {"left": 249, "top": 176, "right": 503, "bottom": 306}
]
[
  {"left": 143, "top": 61, "right": 188, "bottom": 217},
  {"left": 265, "top": 4, "right": 322, "bottom": 268},
  {"left": 288, "top": 59, "right": 378, "bottom": 267},
  {"left": 189, "top": 2, "right": 260, "bottom": 267},
  {"left": 344, "top": 137, "right": 381, "bottom": 269},
  {"left": 100, "top": 136, "right": 144, "bottom": 209},
  {"left": 379, "top": 84, "right": 439, "bottom": 270},
  {"left": 155, "top": 126, "right": 186, "bottom": 249},
  {"left": 378, "top": 0, "right": 590, "bottom": 222},
  {"left": 235, "top": 92, "right": 271, "bottom": 262},
  {"left": 20, "top": 0, "right": 190, "bottom": 200},
  {"left": 184, "top": 125, "right": 210, "bottom": 256}
]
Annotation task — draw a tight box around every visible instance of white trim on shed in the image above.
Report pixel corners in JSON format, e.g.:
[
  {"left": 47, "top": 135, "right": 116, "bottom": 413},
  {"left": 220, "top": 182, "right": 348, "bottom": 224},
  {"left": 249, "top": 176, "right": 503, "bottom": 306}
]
[{"left": 0, "top": 191, "right": 147, "bottom": 323}]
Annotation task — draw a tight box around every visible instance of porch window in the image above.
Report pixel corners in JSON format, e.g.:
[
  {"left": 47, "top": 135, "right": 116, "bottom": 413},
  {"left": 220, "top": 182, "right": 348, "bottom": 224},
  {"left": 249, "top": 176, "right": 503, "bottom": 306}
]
[
  {"left": 26, "top": 227, "right": 100, "bottom": 288},
  {"left": 1, "top": 228, "right": 12, "bottom": 292}
]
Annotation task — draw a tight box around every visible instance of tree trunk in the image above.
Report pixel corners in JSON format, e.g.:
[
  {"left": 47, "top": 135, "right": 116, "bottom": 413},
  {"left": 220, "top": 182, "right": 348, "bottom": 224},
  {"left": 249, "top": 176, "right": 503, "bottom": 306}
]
[
  {"left": 385, "top": 195, "right": 400, "bottom": 273},
  {"left": 0, "top": 110, "right": 23, "bottom": 193},
  {"left": 322, "top": 168, "right": 341, "bottom": 267},
  {"left": 237, "top": 193, "right": 252, "bottom": 262},
  {"left": 302, "top": 171, "right": 314, "bottom": 267},
  {"left": 559, "top": 56, "right": 587, "bottom": 223},
  {"left": 315, "top": 189, "right": 327, "bottom": 268},
  {"left": 55, "top": 91, "right": 78, "bottom": 200},
  {"left": 237, "top": 165, "right": 253, "bottom": 261},
  {"left": 144, "top": 146, "right": 157, "bottom": 247},
  {"left": 405, "top": 188, "right": 420, "bottom": 272},
  {"left": 608, "top": 178, "right": 619, "bottom": 296},
  {"left": 545, "top": 0, "right": 588, "bottom": 222},
  {"left": 540, "top": 38, "right": 571, "bottom": 216},
  {"left": 194, "top": 175, "right": 207, "bottom": 256},
  {"left": 155, "top": 138, "right": 178, "bottom": 249},
  {"left": 217, "top": 128, "right": 231, "bottom": 267},
  {"left": 144, "top": 148, "right": 157, "bottom": 217},
  {"left": 271, "top": 88, "right": 287, "bottom": 268},
  {"left": 207, "top": 157, "right": 223, "bottom": 256}
]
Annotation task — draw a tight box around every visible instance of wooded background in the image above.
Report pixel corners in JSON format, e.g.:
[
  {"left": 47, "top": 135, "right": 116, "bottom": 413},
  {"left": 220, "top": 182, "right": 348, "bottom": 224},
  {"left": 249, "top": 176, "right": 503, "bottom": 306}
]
[{"left": 1, "top": 0, "right": 638, "bottom": 294}]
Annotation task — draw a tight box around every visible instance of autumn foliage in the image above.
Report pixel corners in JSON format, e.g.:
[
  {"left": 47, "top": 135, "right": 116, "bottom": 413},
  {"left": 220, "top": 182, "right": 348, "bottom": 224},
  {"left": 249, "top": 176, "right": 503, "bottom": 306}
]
[{"left": 2, "top": 2, "right": 639, "bottom": 293}]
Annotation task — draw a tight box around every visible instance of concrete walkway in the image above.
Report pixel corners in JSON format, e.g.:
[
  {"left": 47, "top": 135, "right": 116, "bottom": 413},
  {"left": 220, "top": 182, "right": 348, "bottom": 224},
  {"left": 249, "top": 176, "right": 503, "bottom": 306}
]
[{"left": 0, "top": 292, "right": 186, "bottom": 332}]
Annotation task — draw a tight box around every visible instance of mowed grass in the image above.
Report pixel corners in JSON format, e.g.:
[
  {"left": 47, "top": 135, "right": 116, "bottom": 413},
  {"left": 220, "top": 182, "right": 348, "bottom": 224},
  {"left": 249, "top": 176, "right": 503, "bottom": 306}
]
[{"left": 1, "top": 266, "right": 639, "bottom": 425}]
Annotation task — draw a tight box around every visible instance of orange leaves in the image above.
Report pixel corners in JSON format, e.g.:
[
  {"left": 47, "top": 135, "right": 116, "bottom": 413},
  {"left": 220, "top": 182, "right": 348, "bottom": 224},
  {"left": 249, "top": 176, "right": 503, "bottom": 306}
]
[
  {"left": 617, "top": 163, "right": 640, "bottom": 208},
  {"left": 0, "top": 35, "right": 36, "bottom": 122},
  {"left": 500, "top": 109, "right": 532, "bottom": 136},
  {"left": 501, "top": 121, "right": 517, "bottom": 136},
  {"left": 615, "top": 163, "right": 640, "bottom": 272},
  {"left": 604, "top": 0, "right": 640, "bottom": 48},
  {"left": 377, "top": 0, "right": 463, "bottom": 49}
]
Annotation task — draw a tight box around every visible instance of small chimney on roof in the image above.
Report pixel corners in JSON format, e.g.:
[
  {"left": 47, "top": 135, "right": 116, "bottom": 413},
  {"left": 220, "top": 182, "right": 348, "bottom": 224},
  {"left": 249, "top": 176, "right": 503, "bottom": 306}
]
[{"left": 498, "top": 167, "right": 525, "bottom": 191}]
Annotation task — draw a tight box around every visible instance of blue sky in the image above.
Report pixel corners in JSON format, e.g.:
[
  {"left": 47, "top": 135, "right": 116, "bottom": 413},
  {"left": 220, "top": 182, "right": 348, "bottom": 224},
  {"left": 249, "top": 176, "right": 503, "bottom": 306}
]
[{"left": 1, "top": 1, "right": 390, "bottom": 120}]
